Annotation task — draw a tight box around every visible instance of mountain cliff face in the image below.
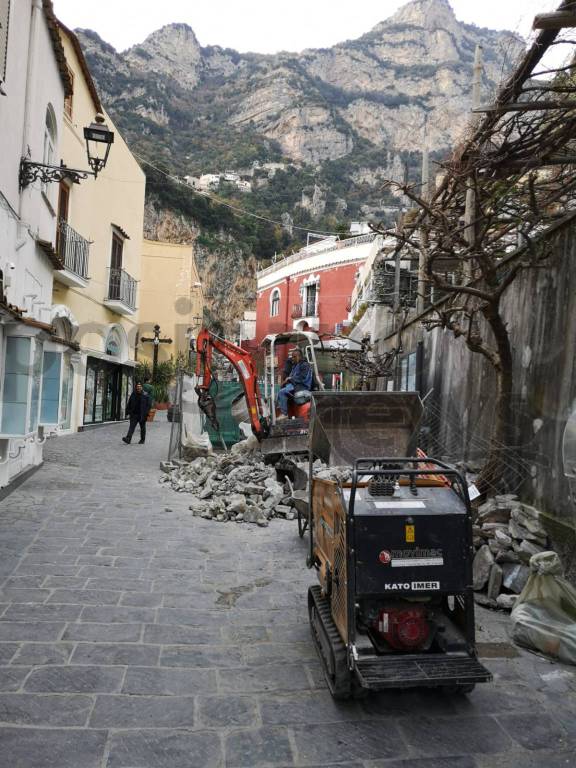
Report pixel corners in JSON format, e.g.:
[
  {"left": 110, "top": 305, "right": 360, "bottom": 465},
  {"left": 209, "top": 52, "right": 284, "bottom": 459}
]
[
  {"left": 76, "top": 0, "right": 523, "bottom": 333},
  {"left": 79, "top": 0, "right": 521, "bottom": 166}
]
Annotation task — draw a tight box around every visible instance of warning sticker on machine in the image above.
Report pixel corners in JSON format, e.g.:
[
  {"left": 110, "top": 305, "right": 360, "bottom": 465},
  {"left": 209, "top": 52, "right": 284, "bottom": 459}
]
[
  {"left": 392, "top": 558, "right": 443, "bottom": 567},
  {"left": 387, "top": 548, "right": 444, "bottom": 568}
]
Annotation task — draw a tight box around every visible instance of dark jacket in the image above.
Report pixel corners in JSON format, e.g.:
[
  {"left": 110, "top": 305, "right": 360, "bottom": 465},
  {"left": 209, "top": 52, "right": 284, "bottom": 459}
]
[
  {"left": 286, "top": 360, "right": 313, "bottom": 391},
  {"left": 127, "top": 391, "right": 151, "bottom": 421}
]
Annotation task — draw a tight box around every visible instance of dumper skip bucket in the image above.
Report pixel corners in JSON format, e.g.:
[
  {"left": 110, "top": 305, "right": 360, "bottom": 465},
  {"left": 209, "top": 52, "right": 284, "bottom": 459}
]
[{"left": 310, "top": 391, "right": 423, "bottom": 467}]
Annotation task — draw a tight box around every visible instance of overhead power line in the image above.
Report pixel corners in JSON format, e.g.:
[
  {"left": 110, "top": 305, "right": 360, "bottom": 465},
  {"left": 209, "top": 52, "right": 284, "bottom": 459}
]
[{"left": 133, "top": 152, "right": 348, "bottom": 237}]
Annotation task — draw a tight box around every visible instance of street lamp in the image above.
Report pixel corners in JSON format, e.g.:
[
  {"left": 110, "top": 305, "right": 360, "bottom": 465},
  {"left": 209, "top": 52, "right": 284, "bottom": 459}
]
[
  {"left": 83, "top": 114, "right": 115, "bottom": 177},
  {"left": 19, "top": 113, "right": 114, "bottom": 189}
]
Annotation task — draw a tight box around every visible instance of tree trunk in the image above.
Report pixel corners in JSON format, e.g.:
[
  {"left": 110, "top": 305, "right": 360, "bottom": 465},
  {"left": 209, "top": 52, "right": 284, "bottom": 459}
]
[{"left": 477, "top": 307, "right": 514, "bottom": 494}]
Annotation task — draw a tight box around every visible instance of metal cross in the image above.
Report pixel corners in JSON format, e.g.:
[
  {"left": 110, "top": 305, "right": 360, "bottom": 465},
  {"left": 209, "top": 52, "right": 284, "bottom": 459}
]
[{"left": 140, "top": 324, "right": 173, "bottom": 378}]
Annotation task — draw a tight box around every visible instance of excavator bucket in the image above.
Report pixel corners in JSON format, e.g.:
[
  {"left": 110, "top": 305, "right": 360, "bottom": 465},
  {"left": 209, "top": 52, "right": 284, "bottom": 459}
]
[{"left": 310, "top": 391, "right": 423, "bottom": 467}]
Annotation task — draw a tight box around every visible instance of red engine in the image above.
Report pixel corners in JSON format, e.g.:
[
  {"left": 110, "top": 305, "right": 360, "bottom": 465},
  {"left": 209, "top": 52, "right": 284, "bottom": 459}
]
[{"left": 375, "top": 606, "right": 431, "bottom": 651}]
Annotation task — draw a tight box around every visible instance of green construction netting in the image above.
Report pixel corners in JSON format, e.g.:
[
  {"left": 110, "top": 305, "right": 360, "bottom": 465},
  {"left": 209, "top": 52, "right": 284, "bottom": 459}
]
[{"left": 204, "top": 380, "right": 243, "bottom": 448}]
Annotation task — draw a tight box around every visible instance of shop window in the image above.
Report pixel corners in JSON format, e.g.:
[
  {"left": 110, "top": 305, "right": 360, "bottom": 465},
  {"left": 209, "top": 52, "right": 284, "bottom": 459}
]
[
  {"left": 59, "top": 359, "right": 74, "bottom": 429},
  {"left": 270, "top": 288, "right": 280, "bottom": 317},
  {"left": 40, "top": 351, "right": 62, "bottom": 425},
  {"left": 1, "top": 336, "right": 43, "bottom": 435}
]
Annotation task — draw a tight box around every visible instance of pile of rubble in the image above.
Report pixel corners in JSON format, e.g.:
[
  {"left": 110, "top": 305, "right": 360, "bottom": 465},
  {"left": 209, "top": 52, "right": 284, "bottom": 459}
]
[
  {"left": 160, "top": 448, "right": 292, "bottom": 526},
  {"left": 159, "top": 435, "right": 355, "bottom": 526},
  {"left": 472, "top": 494, "right": 554, "bottom": 611}
]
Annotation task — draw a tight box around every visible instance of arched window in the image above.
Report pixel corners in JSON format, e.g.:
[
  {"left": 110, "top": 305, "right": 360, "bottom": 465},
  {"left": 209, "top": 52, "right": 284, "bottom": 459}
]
[
  {"left": 44, "top": 105, "right": 57, "bottom": 166},
  {"left": 270, "top": 288, "right": 280, "bottom": 317},
  {"left": 43, "top": 105, "right": 57, "bottom": 193}
]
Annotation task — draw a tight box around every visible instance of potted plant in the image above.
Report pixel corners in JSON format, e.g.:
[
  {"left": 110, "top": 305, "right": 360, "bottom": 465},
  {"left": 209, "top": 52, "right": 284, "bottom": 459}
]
[{"left": 151, "top": 361, "right": 174, "bottom": 410}]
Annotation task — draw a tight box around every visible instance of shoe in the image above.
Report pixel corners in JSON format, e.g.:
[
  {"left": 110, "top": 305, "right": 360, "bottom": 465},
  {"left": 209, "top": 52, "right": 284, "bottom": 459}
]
[
  {"left": 122, "top": 437, "right": 130, "bottom": 444},
  {"left": 138, "top": 440, "right": 145, "bottom": 444},
  {"left": 276, "top": 414, "right": 288, "bottom": 421}
]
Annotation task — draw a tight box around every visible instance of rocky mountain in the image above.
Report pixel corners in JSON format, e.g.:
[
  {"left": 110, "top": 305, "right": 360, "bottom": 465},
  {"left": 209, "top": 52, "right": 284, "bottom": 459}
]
[{"left": 75, "top": 0, "right": 523, "bottom": 333}]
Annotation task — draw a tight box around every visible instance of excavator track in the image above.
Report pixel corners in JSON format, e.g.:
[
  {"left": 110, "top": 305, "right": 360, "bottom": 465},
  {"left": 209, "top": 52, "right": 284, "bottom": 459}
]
[{"left": 308, "top": 585, "right": 351, "bottom": 699}]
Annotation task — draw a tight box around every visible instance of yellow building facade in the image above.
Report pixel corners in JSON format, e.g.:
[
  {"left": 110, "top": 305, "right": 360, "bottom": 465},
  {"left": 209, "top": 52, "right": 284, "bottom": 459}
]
[
  {"left": 51, "top": 24, "right": 146, "bottom": 430},
  {"left": 138, "top": 239, "right": 203, "bottom": 368}
]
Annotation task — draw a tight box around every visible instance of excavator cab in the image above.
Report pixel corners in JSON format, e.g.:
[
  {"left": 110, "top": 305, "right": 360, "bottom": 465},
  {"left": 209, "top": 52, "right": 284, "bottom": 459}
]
[
  {"left": 258, "top": 331, "right": 325, "bottom": 456},
  {"left": 261, "top": 330, "right": 324, "bottom": 421}
]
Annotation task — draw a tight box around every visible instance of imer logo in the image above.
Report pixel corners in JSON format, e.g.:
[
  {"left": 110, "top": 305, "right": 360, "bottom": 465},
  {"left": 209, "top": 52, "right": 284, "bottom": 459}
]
[{"left": 384, "top": 581, "right": 440, "bottom": 591}]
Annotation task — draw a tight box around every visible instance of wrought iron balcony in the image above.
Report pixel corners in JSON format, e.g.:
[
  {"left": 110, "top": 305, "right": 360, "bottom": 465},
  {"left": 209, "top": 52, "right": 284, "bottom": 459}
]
[
  {"left": 54, "top": 219, "right": 90, "bottom": 287},
  {"left": 291, "top": 302, "right": 318, "bottom": 319},
  {"left": 104, "top": 267, "right": 137, "bottom": 315}
]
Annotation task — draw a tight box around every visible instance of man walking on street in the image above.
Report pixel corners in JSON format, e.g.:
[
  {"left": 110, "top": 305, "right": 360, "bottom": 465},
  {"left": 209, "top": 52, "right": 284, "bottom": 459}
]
[{"left": 122, "top": 382, "right": 151, "bottom": 444}]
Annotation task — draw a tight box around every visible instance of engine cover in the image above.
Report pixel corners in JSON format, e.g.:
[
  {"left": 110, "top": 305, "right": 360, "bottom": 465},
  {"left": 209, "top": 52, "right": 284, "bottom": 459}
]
[{"left": 375, "top": 606, "right": 431, "bottom": 650}]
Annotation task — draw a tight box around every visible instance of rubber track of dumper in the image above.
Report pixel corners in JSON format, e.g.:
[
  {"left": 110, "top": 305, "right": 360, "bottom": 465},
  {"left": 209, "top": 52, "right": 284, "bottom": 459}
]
[{"left": 308, "top": 585, "right": 351, "bottom": 699}]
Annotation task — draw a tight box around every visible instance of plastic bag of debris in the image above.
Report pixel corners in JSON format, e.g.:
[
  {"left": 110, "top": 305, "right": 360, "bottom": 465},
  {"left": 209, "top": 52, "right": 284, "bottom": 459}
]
[
  {"left": 181, "top": 375, "right": 213, "bottom": 458},
  {"left": 510, "top": 551, "right": 576, "bottom": 665}
]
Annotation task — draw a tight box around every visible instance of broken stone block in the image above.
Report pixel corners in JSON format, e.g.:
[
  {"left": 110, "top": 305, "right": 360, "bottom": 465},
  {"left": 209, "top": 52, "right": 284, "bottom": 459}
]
[
  {"left": 477, "top": 499, "right": 511, "bottom": 525},
  {"left": 474, "top": 593, "right": 498, "bottom": 609},
  {"left": 274, "top": 505, "right": 292, "bottom": 518},
  {"left": 496, "top": 594, "right": 518, "bottom": 611},
  {"left": 473, "top": 545, "right": 494, "bottom": 591},
  {"left": 487, "top": 564, "right": 503, "bottom": 601},
  {"left": 495, "top": 549, "right": 521, "bottom": 565},
  {"left": 511, "top": 506, "right": 548, "bottom": 539},
  {"left": 189, "top": 498, "right": 205, "bottom": 515},
  {"left": 502, "top": 563, "right": 530, "bottom": 594},
  {"left": 513, "top": 539, "right": 546, "bottom": 563},
  {"left": 508, "top": 518, "right": 533, "bottom": 542},
  {"left": 285, "top": 512, "right": 295, "bottom": 521},
  {"left": 159, "top": 461, "right": 177, "bottom": 473},
  {"left": 494, "top": 529, "right": 513, "bottom": 547},
  {"left": 244, "top": 508, "right": 266, "bottom": 525}
]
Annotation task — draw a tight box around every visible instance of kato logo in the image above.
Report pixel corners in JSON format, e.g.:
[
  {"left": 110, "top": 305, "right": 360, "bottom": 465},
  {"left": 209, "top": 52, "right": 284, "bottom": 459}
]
[{"left": 378, "top": 550, "right": 392, "bottom": 565}]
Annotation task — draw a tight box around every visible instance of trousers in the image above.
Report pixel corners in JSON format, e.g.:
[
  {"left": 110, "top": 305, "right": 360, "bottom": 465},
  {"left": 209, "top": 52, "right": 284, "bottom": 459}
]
[
  {"left": 126, "top": 416, "right": 146, "bottom": 443},
  {"left": 277, "top": 383, "right": 295, "bottom": 415}
]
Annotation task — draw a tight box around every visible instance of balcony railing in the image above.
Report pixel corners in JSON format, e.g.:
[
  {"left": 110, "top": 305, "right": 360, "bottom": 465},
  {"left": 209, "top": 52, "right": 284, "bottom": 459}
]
[
  {"left": 57, "top": 219, "right": 90, "bottom": 278},
  {"left": 107, "top": 267, "right": 137, "bottom": 311},
  {"left": 291, "top": 302, "right": 318, "bottom": 319},
  {"left": 257, "top": 232, "right": 381, "bottom": 279}
]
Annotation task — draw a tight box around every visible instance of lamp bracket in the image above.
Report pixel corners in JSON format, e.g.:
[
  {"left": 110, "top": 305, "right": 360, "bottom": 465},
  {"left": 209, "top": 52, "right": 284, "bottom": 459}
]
[{"left": 19, "top": 159, "right": 95, "bottom": 190}]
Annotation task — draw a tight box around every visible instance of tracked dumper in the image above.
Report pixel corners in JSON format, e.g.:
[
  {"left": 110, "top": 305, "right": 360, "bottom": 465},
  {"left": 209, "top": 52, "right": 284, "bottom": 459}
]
[{"left": 307, "top": 391, "right": 492, "bottom": 698}]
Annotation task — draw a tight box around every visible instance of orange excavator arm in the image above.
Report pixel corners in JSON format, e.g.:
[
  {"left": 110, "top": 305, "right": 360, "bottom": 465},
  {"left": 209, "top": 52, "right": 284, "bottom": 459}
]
[{"left": 195, "top": 328, "right": 268, "bottom": 439}]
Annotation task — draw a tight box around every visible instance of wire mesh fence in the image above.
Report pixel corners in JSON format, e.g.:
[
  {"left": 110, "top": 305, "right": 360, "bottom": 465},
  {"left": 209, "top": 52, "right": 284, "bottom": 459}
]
[{"left": 418, "top": 393, "right": 547, "bottom": 496}]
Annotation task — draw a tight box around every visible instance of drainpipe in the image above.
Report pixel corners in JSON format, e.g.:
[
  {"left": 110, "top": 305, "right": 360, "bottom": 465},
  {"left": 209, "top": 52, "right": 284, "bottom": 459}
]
[
  {"left": 19, "top": 0, "right": 42, "bottom": 219},
  {"left": 283, "top": 277, "right": 290, "bottom": 331}
]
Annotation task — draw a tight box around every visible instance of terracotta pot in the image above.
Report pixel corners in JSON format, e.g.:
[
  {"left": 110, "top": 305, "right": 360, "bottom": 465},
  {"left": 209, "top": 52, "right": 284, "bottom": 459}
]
[
  {"left": 155, "top": 402, "right": 170, "bottom": 411},
  {"left": 147, "top": 408, "right": 157, "bottom": 422}
]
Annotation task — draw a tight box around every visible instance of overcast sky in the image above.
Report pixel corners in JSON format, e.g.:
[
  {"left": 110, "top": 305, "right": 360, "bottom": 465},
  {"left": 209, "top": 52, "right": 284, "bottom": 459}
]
[{"left": 52, "top": 0, "right": 558, "bottom": 54}]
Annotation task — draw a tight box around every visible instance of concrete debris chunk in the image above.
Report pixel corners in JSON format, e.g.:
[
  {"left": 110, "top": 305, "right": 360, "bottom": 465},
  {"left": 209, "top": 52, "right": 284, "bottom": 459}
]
[
  {"left": 496, "top": 593, "right": 518, "bottom": 611},
  {"left": 473, "top": 545, "right": 494, "bottom": 591},
  {"left": 501, "top": 563, "right": 530, "bottom": 594},
  {"left": 477, "top": 499, "right": 511, "bottom": 525},
  {"left": 486, "top": 564, "right": 503, "bottom": 601}
]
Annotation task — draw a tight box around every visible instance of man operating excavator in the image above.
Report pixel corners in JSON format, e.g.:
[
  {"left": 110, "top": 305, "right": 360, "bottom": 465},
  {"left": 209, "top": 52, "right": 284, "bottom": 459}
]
[{"left": 277, "top": 348, "right": 313, "bottom": 420}]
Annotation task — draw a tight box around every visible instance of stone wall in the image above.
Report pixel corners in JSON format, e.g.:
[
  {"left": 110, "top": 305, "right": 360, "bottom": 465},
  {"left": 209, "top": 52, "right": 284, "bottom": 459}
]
[{"left": 377, "top": 214, "right": 576, "bottom": 572}]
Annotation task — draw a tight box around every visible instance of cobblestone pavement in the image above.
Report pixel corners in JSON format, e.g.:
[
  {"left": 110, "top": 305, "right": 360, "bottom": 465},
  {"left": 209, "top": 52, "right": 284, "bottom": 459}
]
[{"left": 0, "top": 419, "right": 575, "bottom": 767}]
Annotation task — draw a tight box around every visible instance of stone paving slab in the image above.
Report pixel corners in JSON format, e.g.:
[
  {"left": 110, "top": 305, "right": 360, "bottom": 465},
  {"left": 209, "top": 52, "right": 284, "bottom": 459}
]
[{"left": 0, "top": 420, "right": 574, "bottom": 767}]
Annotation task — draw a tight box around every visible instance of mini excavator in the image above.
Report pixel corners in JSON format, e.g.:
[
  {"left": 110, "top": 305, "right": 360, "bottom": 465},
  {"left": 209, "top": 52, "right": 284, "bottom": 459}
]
[{"left": 195, "top": 328, "right": 316, "bottom": 448}]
